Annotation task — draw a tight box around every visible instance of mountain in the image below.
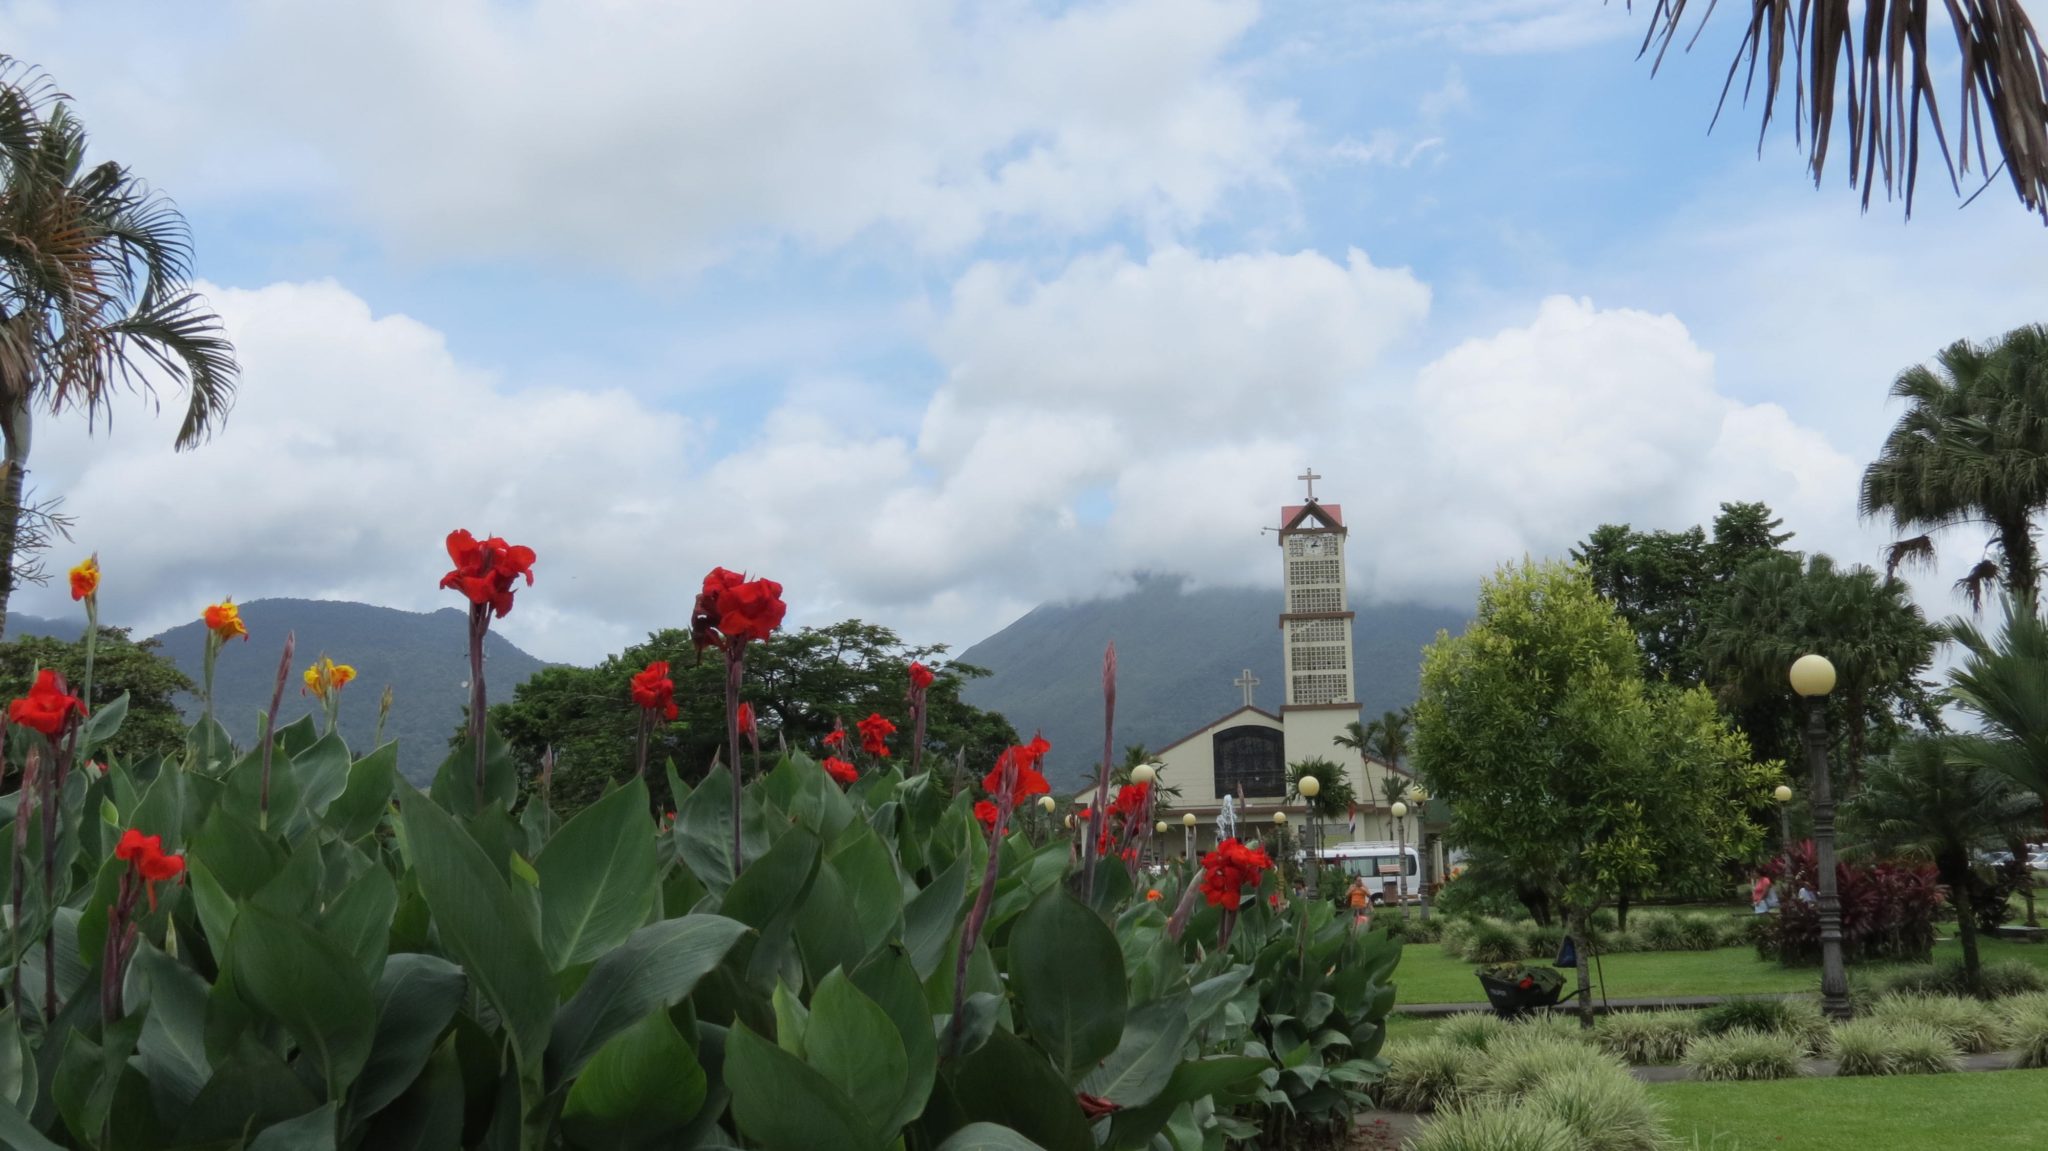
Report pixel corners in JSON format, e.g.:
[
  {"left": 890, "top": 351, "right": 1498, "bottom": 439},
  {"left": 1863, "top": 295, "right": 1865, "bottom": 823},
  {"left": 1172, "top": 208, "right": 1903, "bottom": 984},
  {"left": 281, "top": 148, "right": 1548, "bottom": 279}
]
[
  {"left": 957, "top": 576, "right": 1468, "bottom": 788},
  {"left": 7, "top": 613, "right": 72, "bottom": 640},
  {"left": 150, "top": 598, "right": 552, "bottom": 783}
]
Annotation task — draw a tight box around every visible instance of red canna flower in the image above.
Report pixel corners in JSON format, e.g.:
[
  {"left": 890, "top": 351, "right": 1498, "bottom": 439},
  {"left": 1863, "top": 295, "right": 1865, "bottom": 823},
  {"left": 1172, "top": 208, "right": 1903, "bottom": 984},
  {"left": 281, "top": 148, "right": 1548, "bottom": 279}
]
[
  {"left": 113, "top": 827, "right": 185, "bottom": 910},
  {"left": 115, "top": 828, "right": 159, "bottom": 863},
  {"left": 1198, "top": 838, "right": 1274, "bottom": 911},
  {"left": 439, "top": 530, "right": 537, "bottom": 618},
  {"left": 823, "top": 722, "right": 847, "bottom": 750},
  {"left": 908, "top": 661, "right": 934, "bottom": 692},
  {"left": 1077, "top": 1093, "right": 1121, "bottom": 1120},
  {"left": 981, "top": 740, "right": 1052, "bottom": 807},
  {"left": 629, "top": 660, "right": 679, "bottom": 720},
  {"left": 1146, "top": 889, "right": 1163, "bottom": 901},
  {"left": 1109, "top": 781, "right": 1150, "bottom": 819},
  {"left": 974, "top": 800, "right": 1000, "bottom": 832},
  {"left": 857, "top": 713, "right": 895, "bottom": 757},
  {"left": 8, "top": 669, "right": 87, "bottom": 738},
  {"left": 736, "top": 701, "right": 755, "bottom": 735},
  {"left": 69, "top": 555, "right": 99, "bottom": 602},
  {"left": 691, "top": 567, "right": 786, "bottom": 655},
  {"left": 822, "top": 757, "right": 859, "bottom": 786},
  {"left": 203, "top": 599, "right": 248, "bottom": 642}
]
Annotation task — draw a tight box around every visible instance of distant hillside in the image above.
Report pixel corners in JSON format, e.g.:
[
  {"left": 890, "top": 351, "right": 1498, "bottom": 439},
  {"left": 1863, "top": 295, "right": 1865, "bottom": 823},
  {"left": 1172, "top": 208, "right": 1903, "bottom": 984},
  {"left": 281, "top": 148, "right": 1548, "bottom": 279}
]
[
  {"left": 151, "top": 599, "right": 552, "bottom": 783},
  {"left": 7, "top": 612, "right": 71, "bottom": 640},
  {"left": 958, "top": 576, "right": 1468, "bottom": 788}
]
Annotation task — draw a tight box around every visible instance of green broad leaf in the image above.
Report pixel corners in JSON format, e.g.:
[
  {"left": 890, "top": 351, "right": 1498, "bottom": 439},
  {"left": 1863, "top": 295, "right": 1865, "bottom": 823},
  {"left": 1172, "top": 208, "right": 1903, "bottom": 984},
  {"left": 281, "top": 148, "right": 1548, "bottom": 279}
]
[
  {"left": 537, "top": 776, "right": 658, "bottom": 970},
  {"left": 98, "top": 796, "right": 119, "bottom": 827},
  {"left": 1079, "top": 994, "right": 1189, "bottom": 1106},
  {"left": 80, "top": 690, "right": 130, "bottom": 753},
  {"left": 944, "top": 992, "right": 1003, "bottom": 1061},
  {"left": 360, "top": 1034, "right": 465, "bottom": 1151},
  {"left": 772, "top": 982, "right": 810, "bottom": 1056},
  {"left": 247, "top": 1102, "right": 339, "bottom": 1150},
  {"left": 902, "top": 856, "right": 967, "bottom": 980},
  {"left": 806, "top": 971, "right": 909, "bottom": 1140},
  {"left": 52, "top": 1012, "right": 141, "bottom": 1149},
  {"left": 250, "top": 837, "right": 325, "bottom": 918},
  {"left": 355, "top": 954, "right": 467, "bottom": 1118},
  {"left": 664, "top": 759, "right": 691, "bottom": 815},
  {"left": 560, "top": 1009, "right": 706, "bottom": 1150},
  {"left": 935, "top": 1123, "right": 1051, "bottom": 1151},
  {"left": 71, "top": 853, "right": 127, "bottom": 969},
  {"left": 0, "top": 1098, "right": 61, "bottom": 1151},
  {"left": 398, "top": 784, "right": 556, "bottom": 1073},
  {"left": 793, "top": 861, "right": 867, "bottom": 984},
  {"left": 720, "top": 825, "right": 820, "bottom": 931},
  {"left": 1185, "top": 967, "right": 1251, "bottom": 1031},
  {"left": 950, "top": 1027, "right": 1094, "bottom": 1151},
  {"left": 186, "top": 714, "right": 235, "bottom": 774},
  {"left": 323, "top": 743, "right": 397, "bottom": 842},
  {"left": 770, "top": 753, "right": 856, "bottom": 846},
  {"left": 318, "top": 860, "right": 397, "bottom": 977},
  {"left": 1102, "top": 1056, "right": 1266, "bottom": 1151},
  {"left": 723, "top": 1022, "right": 873, "bottom": 1151},
  {"left": 228, "top": 903, "right": 377, "bottom": 1099},
  {"left": 1008, "top": 888, "right": 1127, "bottom": 1083},
  {"left": 221, "top": 742, "right": 302, "bottom": 832},
  {"left": 289, "top": 733, "right": 353, "bottom": 826},
  {"left": 275, "top": 715, "right": 322, "bottom": 759},
  {"left": 175, "top": 1036, "right": 319, "bottom": 1146},
  {"left": 185, "top": 859, "right": 239, "bottom": 960},
  {"left": 190, "top": 804, "right": 284, "bottom": 900},
  {"left": 674, "top": 764, "right": 771, "bottom": 895},
  {"left": 0, "top": 1009, "right": 30, "bottom": 1112},
  {"left": 427, "top": 722, "right": 519, "bottom": 818},
  {"left": 850, "top": 948, "right": 937, "bottom": 1133},
  {"left": 828, "top": 826, "right": 903, "bottom": 957},
  {"left": 128, "top": 757, "right": 187, "bottom": 848},
  {"left": 133, "top": 945, "right": 214, "bottom": 1124},
  {"left": 546, "top": 914, "right": 749, "bottom": 1085},
  {"left": 508, "top": 850, "right": 539, "bottom": 887}
]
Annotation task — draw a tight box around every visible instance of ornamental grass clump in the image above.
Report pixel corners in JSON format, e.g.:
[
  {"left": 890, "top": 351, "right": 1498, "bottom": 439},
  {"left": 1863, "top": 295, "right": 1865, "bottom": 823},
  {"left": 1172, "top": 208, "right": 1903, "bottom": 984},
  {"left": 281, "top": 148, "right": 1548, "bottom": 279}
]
[
  {"left": 1828, "top": 1018, "right": 1962, "bottom": 1076},
  {"left": 1696, "top": 996, "right": 1829, "bottom": 1053},
  {"left": 1682, "top": 1029, "right": 1804, "bottom": 1081},
  {"left": 1381, "top": 1038, "right": 1479, "bottom": 1112},
  {"left": 1593, "top": 1011, "right": 1700, "bottom": 1065},
  {"left": 1521, "top": 1063, "right": 1673, "bottom": 1151},
  {"left": 1675, "top": 914, "right": 1726, "bottom": 951},
  {"left": 1634, "top": 912, "right": 1685, "bottom": 951},
  {"left": 2000, "top": 994, "right": 2048, "bottom": 1069},
  {"left": 1471, "top": 1030, "right": 1620, "bottom": 1101},
  {"left": 1880, "top": 958, "right": 2048, "bottom": 999},
  {"left": 1410, "top": 1103, "right": 1579, "bottom": 1151},
  {"left": 1465, "top": 917, "right": 1532, "bottom": 964},
  {"left": 1868, "top": 992, "right": 2008, "bottom": 1053},
  {"left": 1438, "top": 1012, "right": 1510, "bottom": 1051},
  {"left": 1439, "top": 917, "right": 1479, "bottom": 959}
]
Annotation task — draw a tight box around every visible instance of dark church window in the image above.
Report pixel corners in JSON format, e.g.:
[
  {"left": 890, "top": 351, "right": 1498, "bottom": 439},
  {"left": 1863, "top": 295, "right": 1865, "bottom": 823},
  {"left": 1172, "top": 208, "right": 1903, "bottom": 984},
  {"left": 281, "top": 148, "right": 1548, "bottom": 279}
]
[{"left": 1213, "top": 725, "right": 1285, "bottom": 798}]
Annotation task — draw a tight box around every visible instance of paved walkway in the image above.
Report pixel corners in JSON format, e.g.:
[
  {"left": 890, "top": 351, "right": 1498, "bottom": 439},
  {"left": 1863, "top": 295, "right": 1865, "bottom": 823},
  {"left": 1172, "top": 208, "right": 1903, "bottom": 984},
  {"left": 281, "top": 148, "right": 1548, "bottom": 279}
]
[{"left": 1395, "top": 992, "right": 1810, "bottom": 1017}]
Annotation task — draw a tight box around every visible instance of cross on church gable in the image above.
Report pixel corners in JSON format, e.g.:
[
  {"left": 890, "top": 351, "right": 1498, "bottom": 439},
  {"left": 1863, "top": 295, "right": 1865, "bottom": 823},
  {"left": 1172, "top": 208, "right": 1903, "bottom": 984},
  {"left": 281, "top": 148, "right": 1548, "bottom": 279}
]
[
  {"left": 1298, "top": 467, "right": 1321, "bottom": 501},
  {"left": 1234, "top": 668, "right": 1260, "bottom": 708}
]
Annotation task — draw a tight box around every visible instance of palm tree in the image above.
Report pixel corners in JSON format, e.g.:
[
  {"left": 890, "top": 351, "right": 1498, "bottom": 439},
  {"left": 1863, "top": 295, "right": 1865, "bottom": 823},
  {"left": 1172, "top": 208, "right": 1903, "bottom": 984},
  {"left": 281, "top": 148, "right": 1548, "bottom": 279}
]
[
  {"left": 1631, "top": 3, "right": 2048, "bottom": 225},
  {"left": 1332, "top": 717, "right": 1375, "bottom": 810},
  {"left": 1860, "top": 325, "right": 2048, "bottom": 611},
  {"left": 1705, "top": 553, "right": 1938, "bottom": 784},
  {"left": 1853, "top": 737, "right": 2036, "bottom": 993},
  {"left": 1946, "top": 597, "right": 2048, "bottom": 827},
  {"left": 0, "top": 59, "right": 237, "bottom": 637}
]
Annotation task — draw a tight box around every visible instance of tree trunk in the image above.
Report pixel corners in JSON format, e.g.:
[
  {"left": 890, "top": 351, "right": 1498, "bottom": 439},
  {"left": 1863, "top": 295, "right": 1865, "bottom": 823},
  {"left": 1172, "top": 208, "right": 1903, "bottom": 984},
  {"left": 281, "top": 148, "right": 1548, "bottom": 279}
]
[
  {"left": 1998, "top": 513, "right": 2039, "bottom": 605},
  {"left": 1845, "top": 686, "right": 1866, "bottom": 792},
  {"left": 1570, "top": 907, "right": 1594, "bottom": 1030},
  {"left": 1616, "top": 887, "right": 1632, "bottom": 932},
  {"left": 0, "top": 394, "right": 31, "bottom": 643},
  {"left": 1947, "top": 850, "right": 1982, "bottom": 995},
  {"left": 2009, "top": 832, "right": 2038, "bottom": 927}
]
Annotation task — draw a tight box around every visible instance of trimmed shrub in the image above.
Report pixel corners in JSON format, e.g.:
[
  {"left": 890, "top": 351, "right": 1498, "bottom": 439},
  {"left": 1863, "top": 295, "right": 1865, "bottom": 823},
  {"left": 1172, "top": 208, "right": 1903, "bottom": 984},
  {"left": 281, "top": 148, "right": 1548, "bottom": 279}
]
[
  {"left": 1982, "top": 960, "right": 2048, "bottom": 998},
  {"left": 1829, "top": 1019, "right": 1962, "bottom": 1076},
  {"left": 1593, "top": 1011, "right": 1700, "bottom": 1065},
  {"left": 1635, "top": 912, "right": 1685, "bottom": 952},
  {"left": 1717, "top": 916, "right": 1758, "bottom": 949},
  {"left": 1522, "top": 1063, "right": 1671, "bottom": 1151},
  {"left": 1438, "top": 1012, "right": 1511, "bottom": 1052},
  {"left": 1695, "top": 997, "right": 1830, "bottom": 1053},
  {"left": 1879, "top": 959, "right": 2048, "bottom": 1000},
  {"left": 1440, "top": 917, "right": 1478, "bottom": 960},
  {"left": 1410, "top": 1103, "right": 1579, "bottom": 1151},
  {"left": 1589, "top": 908, "right": 1619, "bottom": 933},
  {"left": 1869, "top": 993, "right": 2007, "bottom": 1054},
  {"left": 1467, "top": 918, "right": 1533, "bottom": 964},
  {"left": 1400, "top": 915, "right": 1447, "bottom": 944},
  {"left": 2000, "top": 994, "right": 2048, "bottom": 1070},
  {"left": 1683, "top": 1029, "right": 1804, "bottom": 1081},
  {"left": 1382, "top": 1038, "right": 1479, "bottom": 1111},
  {"left": 1520, "top": 921, "right": 1566, "bottom": 962},
  {"left": 1675, "top": 914, "right": 1726, "bottom": 952}
]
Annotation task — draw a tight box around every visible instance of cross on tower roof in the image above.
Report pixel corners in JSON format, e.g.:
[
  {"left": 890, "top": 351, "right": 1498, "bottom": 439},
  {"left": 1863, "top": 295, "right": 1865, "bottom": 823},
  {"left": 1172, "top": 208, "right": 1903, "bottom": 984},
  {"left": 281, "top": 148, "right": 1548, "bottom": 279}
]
[
  {"left": 1234, "top": 668, "right": 1260, "bottom": 708},
  {"left": 1298, "top": 467, "right": 1321, "bottom": 501}
]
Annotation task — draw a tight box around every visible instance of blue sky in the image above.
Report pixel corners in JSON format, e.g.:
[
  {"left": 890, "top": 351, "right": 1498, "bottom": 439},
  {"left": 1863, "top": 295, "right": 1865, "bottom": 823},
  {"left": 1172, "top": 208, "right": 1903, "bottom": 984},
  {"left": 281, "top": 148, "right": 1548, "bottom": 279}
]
[{"left": 7, "top": 0, "right": 2047, "bottom": 664}]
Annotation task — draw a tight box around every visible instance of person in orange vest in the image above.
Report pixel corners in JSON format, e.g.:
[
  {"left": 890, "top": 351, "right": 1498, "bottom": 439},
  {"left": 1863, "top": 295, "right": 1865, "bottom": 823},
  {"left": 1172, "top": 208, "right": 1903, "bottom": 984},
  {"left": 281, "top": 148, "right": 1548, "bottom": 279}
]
[{"left": 1346, "top": 877, "right": 1372, "bottom": 929}]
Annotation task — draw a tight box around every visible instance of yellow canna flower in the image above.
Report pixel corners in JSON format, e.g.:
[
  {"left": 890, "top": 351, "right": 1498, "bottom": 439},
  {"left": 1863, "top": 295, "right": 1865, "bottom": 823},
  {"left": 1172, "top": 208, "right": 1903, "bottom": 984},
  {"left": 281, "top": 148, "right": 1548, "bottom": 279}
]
[
  {"left": 69, "top": 555, "right": 100, "bottom": 603},
  {"left": 203, "top": 600, "right": 247, "bottom": 642},
  {"left": 330, "top": 663, "right": 356, "bottom": 689},
  {"left": 302, "top": 656, "right": 356, "bottom": 701}
]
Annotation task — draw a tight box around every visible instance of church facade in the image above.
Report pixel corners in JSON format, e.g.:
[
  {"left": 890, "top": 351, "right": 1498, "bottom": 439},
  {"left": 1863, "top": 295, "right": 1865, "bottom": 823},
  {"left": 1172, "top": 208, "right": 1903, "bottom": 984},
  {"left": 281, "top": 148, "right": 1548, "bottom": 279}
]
[{"left": 1145, "top": 473, "right": 1422, "bottom": 854}]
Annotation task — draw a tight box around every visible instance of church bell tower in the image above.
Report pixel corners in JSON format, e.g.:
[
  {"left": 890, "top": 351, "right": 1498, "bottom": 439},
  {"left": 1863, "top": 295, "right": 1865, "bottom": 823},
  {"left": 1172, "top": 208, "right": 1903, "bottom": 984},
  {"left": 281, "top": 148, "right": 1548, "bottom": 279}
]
[{"left": 1278, "top": 468, "right": 1356, "bottom": 709}]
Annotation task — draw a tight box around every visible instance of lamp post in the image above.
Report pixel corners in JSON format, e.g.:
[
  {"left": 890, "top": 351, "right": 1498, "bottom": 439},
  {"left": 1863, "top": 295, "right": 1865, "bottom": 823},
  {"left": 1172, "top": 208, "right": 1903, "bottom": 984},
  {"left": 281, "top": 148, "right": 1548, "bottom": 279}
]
[
  {"left": 1299, "top": 773, "right": 1323, "bottom": 895},
  {"left": 1390, "top": 800, "right": 1410, "bottom": 919},
  {"left": 1182, "top": 811, "right": 1197, "bottom": 860},
  {"left": 1773, "top": 782, "right": 1794, "bottom": 962},
  {"left": 1790, "top": 653, "right": 1851, "bottom": 1020}
]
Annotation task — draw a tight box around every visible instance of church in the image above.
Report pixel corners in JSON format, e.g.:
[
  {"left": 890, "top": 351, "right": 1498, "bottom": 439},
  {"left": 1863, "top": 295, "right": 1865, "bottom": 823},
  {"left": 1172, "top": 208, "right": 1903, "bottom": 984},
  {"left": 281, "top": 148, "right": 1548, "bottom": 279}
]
[{"left": 1139, "top": 471, "right": 1431, "bottom": 862}]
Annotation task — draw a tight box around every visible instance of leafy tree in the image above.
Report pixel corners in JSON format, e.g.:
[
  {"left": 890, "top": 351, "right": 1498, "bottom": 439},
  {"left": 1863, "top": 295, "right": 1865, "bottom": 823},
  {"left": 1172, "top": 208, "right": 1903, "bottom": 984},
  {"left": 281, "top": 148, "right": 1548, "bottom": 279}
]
[
  {"left": 1704, "top": 553, "right": 1941, "bottom": 780},
  {"left": 0, "top": 625, "right": 193, "bottom": 765},
  {"left": 1861, "top": 324, "right": 2048, "bottom": 609},
  {"left": 0, "top": 59, "right": 237, "bottom": 637},
  {"left": 1629, "top": 3, "right": 2048, "bottom": 225},
  {"left": 1946, "top": 597, "right": 2048, "bottom": 833},
  {"left": 491, "top": 619, "right": 1017, "bottom": 813},
  {"left": 1415, "top": 559, "right": 1769, "bottom": 1024},
  {"left": 1852, "top": 737, "right": 2038, "bottom": 993}
]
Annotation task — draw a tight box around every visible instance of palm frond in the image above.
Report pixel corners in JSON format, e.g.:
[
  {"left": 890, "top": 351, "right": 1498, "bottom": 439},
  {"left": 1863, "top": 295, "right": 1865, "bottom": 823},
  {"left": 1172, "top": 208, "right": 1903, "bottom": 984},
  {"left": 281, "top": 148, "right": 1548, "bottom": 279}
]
[
  {"left": 1634, "top": 1, "right": 2048, "bottom": 222},
  {"left": 94, "top": 290, "right": 238, "bottom": 447}
]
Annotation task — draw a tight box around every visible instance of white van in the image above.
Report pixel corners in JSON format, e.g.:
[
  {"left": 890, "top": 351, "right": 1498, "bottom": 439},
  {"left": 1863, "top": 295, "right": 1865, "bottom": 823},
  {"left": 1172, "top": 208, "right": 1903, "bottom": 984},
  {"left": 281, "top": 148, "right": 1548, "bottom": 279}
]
[{"left": 1313, "top": 842, "right": 1422, "bottom": 905}]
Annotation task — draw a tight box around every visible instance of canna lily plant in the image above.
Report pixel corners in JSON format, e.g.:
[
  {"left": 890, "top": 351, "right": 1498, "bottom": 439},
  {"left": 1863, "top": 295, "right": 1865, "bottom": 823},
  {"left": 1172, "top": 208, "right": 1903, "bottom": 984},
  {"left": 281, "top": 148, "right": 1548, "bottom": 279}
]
[{"left": 0, "top": 531, "right": 1399, "bottom": 1150}]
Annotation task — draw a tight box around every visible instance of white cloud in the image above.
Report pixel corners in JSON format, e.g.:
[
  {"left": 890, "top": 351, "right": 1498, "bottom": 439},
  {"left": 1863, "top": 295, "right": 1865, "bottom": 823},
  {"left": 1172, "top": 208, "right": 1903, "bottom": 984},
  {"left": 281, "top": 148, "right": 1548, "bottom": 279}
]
[{"left": 3, "top": 0, "right": 1299, "bottom": 269}]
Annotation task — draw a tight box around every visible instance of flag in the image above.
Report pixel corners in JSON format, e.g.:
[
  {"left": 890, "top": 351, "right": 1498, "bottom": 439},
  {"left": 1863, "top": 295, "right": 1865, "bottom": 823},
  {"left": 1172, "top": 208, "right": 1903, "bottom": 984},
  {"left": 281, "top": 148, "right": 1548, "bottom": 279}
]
[{"left": 1347, "top": 804, "right": 1357, "bottom": 836}]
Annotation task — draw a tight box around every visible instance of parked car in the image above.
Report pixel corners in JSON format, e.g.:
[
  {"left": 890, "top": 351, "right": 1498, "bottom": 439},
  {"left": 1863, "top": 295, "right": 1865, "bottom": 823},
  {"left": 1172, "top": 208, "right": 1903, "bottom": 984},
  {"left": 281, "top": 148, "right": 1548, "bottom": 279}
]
[{"left": 2029, "top": 852, "right": 2048, "bottom": 873}]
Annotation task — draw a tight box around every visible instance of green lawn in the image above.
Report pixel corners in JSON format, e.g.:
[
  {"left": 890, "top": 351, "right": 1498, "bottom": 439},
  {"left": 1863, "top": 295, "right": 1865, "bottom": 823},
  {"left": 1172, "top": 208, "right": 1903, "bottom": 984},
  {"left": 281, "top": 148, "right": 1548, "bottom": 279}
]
[
  {"left": 1650, "top": 1071, "right": 2048, "bottom": 1150},
  {"left": 1393, "top": 935, "right": 2048, "bottom": 1006}
]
